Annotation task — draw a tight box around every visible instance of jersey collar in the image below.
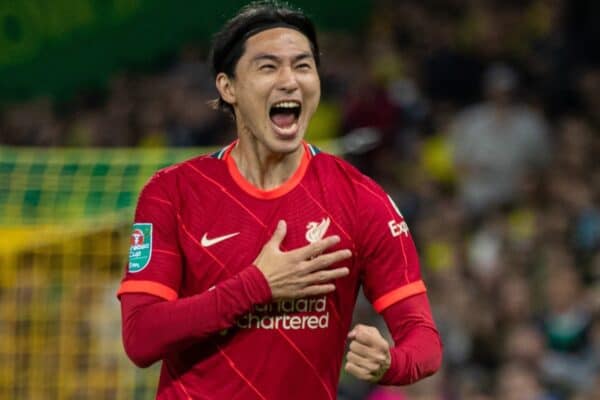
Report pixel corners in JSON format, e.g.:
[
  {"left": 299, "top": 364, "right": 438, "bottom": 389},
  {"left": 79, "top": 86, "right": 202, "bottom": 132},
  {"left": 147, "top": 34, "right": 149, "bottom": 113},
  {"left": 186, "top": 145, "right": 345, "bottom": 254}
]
[{"left": 221, "top": 140, "right": 313, "bottom": 199}]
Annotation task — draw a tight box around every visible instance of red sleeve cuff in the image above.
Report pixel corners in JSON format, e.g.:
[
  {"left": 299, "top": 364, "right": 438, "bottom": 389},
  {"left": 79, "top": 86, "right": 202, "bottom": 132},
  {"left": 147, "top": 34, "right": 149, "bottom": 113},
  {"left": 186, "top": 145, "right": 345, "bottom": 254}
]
[
  {"left": 117, "top": 280, "right": 178, "bottom": 301},
  {"left": 372, "top": 280, "right": 427, "bottom": 313},
  {"left": 379, "top": 347, "right": 400, "bottom": 384}
]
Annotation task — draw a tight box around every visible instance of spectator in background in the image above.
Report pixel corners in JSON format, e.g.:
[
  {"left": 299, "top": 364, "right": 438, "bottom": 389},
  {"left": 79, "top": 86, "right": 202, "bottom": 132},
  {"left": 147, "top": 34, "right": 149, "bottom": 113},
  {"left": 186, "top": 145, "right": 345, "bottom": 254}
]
[
  {"left": 539, "top": 262, "right": 596, "bottom": 395},
  {"left": 164, "top": 54, "right": 235, "bottom": 147},
  {"left": 450, "top": 63, "right": 551, "bottom": 217},
  {"left": 495, "top": 362, "right": 556, "bottom": 400},
  {"left": 1, "top": 98, "right": 61, "bottom": 146}
]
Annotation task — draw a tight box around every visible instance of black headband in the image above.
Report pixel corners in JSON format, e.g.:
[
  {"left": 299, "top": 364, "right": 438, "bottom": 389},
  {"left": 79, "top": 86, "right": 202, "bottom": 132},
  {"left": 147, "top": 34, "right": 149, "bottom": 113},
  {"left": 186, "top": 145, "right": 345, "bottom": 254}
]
[
  {"left": 219, "top": 21, "right": 311, "bottom": 75},
  {"left": 242, "top": 21, "right": 305, "bottom": 42}
]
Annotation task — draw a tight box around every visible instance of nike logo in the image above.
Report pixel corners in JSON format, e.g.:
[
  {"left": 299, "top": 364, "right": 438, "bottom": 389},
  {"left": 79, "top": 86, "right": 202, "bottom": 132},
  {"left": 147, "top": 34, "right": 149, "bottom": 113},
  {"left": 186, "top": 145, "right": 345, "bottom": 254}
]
[{"left": 201, "top": 232, "right": 240, "bottom": 247}]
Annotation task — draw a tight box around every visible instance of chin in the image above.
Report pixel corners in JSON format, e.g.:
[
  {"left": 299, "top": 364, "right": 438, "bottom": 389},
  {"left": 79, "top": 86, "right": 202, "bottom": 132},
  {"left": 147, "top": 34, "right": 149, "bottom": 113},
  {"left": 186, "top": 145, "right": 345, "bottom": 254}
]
[{"left": 270, "top": 139, "right": 303, "bottom": 155}]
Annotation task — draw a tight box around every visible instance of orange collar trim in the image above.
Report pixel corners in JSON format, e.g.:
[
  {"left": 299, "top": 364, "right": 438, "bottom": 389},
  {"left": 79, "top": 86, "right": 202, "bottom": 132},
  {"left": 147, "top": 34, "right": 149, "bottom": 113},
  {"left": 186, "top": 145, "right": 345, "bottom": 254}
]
[{"left": 223, "top": 141, "right": 312, "bottom": 199}]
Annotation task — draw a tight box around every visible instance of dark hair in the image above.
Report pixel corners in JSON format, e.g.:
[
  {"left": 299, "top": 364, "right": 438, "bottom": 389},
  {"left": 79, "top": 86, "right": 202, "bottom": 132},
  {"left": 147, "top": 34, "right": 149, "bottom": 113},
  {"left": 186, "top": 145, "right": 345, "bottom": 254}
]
[{"left": 209, "top": 0, "right": 320, "bottom": 115}]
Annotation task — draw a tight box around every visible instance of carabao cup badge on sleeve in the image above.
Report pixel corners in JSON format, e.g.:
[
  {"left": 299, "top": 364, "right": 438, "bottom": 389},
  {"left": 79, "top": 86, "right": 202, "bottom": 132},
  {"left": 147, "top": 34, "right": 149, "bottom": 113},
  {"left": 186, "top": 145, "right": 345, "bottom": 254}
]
[{"left": 128, "top": 223, "right": 153, "bottom": 272}]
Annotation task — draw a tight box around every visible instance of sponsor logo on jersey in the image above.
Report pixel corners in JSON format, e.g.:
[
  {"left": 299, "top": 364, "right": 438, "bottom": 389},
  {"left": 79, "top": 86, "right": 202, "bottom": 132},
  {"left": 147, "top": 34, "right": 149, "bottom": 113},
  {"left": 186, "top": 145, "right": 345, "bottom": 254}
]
[
  {"left": 388, "top": 220, "right": 409, "bottom": 237},
  {"left": 386, "top": 194, "right": 409, "bottom": 237},
  {"left": 129, "top": 223, "right": 152, "bottom": 272},
  {"left": 201, "top": 231, "right": 240, "bottom": 247},
  {"left": 237, "top": 296, "right": 330, "bottom": 330},
  {"left": 305, "top": 217, "right": 331, "bottom": 243}
]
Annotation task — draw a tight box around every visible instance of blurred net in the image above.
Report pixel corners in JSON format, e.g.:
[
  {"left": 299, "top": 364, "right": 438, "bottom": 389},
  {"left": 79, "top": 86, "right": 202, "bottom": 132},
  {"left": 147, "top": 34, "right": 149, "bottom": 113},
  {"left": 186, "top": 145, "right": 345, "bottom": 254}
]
[{"left": 0, "top": 146, "right": 203, "bottom": 399}]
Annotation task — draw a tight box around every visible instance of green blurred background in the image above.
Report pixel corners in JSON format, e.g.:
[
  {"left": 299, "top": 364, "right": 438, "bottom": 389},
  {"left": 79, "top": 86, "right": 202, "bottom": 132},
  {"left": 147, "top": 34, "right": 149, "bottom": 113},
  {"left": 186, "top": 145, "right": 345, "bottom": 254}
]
[{"left": 0, "top": 0, "right": 368, "bottom": 103}]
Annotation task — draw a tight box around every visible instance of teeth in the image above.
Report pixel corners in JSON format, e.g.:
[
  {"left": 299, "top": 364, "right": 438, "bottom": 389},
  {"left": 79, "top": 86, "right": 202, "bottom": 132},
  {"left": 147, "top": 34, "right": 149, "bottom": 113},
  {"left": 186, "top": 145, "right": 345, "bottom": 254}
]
[{"left": 272, "top": 101, "right": 300, "bottom": 109}]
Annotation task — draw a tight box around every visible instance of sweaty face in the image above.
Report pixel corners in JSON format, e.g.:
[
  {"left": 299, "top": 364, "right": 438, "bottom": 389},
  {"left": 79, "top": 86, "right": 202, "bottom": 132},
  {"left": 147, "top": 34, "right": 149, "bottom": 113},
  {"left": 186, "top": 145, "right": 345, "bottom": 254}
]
[{"left": 223, "top": 28, "right": 320, "bottom": 155}]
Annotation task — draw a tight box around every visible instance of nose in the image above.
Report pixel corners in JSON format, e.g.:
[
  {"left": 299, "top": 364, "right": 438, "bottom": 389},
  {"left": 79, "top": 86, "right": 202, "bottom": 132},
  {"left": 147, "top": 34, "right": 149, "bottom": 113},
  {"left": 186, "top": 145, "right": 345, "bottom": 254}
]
[{"left": 277, "top": 66, "right": 299, "bottom": 93}]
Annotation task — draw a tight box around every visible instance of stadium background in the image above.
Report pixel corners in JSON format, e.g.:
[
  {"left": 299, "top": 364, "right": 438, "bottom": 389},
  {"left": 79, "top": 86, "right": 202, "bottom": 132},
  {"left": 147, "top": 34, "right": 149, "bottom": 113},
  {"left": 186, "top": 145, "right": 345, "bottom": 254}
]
[{"left": 1, "top": 0, "right": 599, "bottom": 399}]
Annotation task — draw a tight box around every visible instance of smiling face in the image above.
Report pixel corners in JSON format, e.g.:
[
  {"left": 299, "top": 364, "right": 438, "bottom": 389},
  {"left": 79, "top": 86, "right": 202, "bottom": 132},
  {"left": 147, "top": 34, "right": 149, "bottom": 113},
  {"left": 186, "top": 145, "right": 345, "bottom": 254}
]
[{"left": 216, "top": 28, "right": 321, "bottom": 156}]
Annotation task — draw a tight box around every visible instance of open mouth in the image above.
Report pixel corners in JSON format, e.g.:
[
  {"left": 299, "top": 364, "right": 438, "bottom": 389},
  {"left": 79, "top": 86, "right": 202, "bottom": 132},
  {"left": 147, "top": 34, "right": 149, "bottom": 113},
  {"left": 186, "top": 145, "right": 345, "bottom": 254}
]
[{"left": 269, "top": 101, "right": 301, "bottom": 133}]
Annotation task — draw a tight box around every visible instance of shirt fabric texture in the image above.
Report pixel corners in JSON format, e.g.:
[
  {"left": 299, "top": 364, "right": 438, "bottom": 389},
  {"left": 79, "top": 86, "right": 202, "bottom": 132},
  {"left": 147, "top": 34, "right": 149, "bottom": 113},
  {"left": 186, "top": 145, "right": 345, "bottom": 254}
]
[{"left": 118, "top": 141, "right": 440, "bottom": 399}]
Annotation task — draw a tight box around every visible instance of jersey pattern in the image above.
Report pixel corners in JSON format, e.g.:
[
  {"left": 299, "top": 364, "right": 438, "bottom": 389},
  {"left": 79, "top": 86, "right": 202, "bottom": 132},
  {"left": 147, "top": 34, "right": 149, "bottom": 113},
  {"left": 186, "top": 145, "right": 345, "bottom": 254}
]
[{"left": 118, "top": 141, "right": 426, "bottom": 400}]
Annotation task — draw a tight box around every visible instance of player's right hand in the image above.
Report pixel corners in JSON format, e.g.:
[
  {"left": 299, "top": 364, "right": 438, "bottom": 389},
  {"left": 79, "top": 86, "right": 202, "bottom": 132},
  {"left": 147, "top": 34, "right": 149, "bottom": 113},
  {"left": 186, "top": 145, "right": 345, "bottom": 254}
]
[{"left": 253, "top": 220, "right": 351, "bottom": 300}]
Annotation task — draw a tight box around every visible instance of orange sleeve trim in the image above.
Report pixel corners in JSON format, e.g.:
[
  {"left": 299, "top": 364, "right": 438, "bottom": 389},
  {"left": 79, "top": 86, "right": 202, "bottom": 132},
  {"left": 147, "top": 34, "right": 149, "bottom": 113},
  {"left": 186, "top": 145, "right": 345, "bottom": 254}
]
[
  {"left": 117, "top": 280, "right": 178, "bottom": 301},
  {"left": 372, "top": 280, "right": 427, "bottom": 313}
]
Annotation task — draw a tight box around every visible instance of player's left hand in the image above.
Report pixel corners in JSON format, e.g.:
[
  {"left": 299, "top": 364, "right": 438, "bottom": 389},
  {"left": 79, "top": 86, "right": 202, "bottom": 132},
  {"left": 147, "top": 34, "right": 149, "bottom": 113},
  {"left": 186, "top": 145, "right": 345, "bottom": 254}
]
[{"left": 344, "top": 324, "right": 391, "bottom": 382}]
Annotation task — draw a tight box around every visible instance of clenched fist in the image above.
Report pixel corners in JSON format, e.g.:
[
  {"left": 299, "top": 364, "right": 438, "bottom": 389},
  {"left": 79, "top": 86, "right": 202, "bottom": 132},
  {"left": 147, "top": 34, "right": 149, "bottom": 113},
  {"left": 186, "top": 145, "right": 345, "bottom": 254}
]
[{"left": 344, "top": 324, "right": 391, "bottom": 382}]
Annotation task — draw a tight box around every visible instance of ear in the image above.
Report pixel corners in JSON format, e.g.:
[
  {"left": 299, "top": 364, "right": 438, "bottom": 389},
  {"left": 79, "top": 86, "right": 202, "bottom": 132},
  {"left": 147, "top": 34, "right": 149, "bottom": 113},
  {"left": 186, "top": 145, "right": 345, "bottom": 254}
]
[{"left": 216, "top": 72, "right": 236, "bottom": 106}]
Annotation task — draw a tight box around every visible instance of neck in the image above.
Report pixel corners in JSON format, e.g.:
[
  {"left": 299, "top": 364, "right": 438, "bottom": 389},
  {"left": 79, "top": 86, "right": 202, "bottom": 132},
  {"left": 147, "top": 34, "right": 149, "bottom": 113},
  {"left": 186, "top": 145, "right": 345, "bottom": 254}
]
[{"left": 230, "top": 134, "right": 304, "bottom": 191}]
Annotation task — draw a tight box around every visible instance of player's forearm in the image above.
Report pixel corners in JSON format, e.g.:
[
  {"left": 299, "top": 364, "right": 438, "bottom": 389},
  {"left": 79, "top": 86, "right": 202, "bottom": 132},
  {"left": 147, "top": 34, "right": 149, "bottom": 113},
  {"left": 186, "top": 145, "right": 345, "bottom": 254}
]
[
  {"left": 379, "top": 293, "right": 443, "bottom": 385},
  {"left": 380, "top": 324, "right": 442, "bottom": 385},
  {"left": 120, "top": 265, "right": 271, "bottom": 368}
]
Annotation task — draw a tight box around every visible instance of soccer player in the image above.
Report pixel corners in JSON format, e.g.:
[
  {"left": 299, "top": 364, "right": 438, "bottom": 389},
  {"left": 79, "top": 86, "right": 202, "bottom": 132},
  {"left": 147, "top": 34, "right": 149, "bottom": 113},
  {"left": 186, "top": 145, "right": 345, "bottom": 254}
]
[{"left": 118, "top": 2, "right": 442, "bottom": 399}]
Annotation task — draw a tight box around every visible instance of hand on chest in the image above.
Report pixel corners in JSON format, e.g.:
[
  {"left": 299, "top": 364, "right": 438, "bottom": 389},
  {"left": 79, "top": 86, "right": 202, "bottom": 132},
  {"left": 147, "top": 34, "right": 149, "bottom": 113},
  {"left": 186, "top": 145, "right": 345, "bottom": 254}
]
[{"left": 177, "top": 190, "right": 357, "bottom": 296}]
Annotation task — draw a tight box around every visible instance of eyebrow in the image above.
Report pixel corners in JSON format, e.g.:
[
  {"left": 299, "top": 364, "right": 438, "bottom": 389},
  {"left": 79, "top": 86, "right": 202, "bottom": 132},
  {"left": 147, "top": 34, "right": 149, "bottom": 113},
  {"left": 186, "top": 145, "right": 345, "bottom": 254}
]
[{"left": 251, "top": 52, "right": 314, "bottom": 64}]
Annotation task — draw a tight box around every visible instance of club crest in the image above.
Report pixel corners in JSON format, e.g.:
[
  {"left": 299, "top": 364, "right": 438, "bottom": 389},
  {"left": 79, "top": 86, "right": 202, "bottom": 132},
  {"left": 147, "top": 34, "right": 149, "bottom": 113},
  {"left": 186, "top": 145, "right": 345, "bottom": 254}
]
[{"left": 306, "top": 217, "right": 330, "bottom": 243}]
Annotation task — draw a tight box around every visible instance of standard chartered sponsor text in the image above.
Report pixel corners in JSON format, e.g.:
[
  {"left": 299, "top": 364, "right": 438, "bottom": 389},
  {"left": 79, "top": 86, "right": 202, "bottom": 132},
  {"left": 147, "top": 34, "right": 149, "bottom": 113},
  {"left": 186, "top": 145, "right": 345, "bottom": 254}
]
[{"left": 238, "top": 296, "right": 329, "bottom": 330}]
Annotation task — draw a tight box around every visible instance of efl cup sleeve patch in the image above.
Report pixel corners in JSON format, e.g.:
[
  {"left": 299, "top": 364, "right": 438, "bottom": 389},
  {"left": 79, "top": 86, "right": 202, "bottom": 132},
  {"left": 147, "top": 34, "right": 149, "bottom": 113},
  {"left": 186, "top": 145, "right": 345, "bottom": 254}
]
[{"left": 128, "top": 223, "right": 152, "bottom": 273}]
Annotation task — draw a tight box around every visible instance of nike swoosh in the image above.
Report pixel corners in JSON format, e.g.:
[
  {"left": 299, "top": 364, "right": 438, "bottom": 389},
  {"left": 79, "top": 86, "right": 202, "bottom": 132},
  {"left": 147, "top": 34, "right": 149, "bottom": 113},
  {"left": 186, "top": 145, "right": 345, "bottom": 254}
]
[{"left": 201, "top": 232, "right": 240, "bottom": 247}]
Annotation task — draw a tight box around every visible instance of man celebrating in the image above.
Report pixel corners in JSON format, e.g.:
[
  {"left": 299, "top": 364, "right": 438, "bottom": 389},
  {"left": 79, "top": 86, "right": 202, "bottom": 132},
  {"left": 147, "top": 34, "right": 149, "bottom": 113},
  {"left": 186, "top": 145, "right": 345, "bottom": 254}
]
[{"left": 118, "top": 1, "right": 442, "bottom": 399}]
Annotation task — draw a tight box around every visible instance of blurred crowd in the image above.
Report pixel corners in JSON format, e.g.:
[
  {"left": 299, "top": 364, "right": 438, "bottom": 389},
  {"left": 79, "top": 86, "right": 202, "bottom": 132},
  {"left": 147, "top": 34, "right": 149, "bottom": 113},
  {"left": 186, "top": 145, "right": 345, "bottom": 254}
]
[{"left": 1, "top": 0, "right": 600, "bottom": 399}]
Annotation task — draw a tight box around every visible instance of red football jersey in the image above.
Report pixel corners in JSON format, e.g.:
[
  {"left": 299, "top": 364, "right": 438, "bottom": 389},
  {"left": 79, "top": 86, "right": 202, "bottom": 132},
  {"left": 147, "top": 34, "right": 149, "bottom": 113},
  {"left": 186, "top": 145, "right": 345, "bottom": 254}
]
[{"left": 118, "top": 141, "right": 427, "bottom": 400}]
